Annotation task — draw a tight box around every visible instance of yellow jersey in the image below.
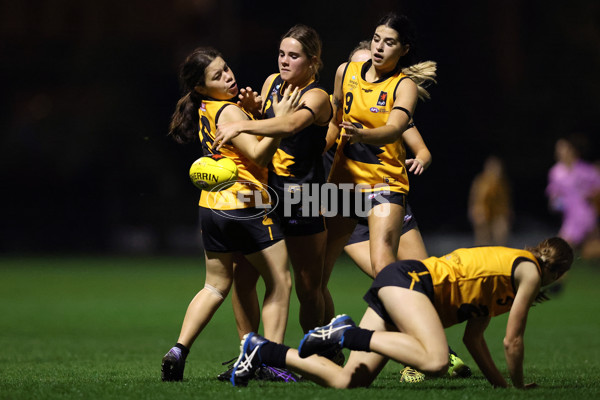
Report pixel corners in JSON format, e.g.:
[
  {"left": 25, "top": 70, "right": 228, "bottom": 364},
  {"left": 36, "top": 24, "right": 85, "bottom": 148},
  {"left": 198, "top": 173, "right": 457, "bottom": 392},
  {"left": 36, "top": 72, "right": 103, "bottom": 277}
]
[
  {"left": 421, "top": 247, "right": 541, "bottom": 327},
  {"left": 197, "top": 100, "right": 270, "bottom": 210},
  {"left": 329, "top": 60, "right": 411, "bottom": 193}
]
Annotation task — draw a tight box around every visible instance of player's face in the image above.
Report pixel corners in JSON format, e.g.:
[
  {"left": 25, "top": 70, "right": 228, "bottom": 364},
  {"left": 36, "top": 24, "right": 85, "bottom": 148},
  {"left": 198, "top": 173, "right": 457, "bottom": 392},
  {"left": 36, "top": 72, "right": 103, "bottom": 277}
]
[
  {"left": 196, "top": 57, "right": 238, "bottom": 100},
  {"left": 278, "top": 38, "right": 313, "bottom": 86},
  {"left": 371, "top": 26, "right": 409, "bottom": 71}
]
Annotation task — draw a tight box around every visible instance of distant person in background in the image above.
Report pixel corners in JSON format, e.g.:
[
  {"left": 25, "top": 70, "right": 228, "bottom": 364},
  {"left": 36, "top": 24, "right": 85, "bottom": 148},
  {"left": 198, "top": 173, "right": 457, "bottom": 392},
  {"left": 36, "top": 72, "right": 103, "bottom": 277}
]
[
  {"left": 468, "top": 155, "right": 513, "bottom": 246},
  {"left": 546, "top": 134, "right": 600, "bottom": 259}
]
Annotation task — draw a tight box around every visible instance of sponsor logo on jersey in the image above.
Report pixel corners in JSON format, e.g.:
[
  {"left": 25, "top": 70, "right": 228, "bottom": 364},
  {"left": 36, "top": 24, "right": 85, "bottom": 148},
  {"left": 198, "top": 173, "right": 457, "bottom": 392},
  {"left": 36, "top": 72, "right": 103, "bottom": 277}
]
[
  {"left": 362, "top": 88, "right": 373, "bottom": 93},
  {"left": 377, "top": 91, "right": 388, "bottom": 106},
  {"left": 200, "top": 102, "right": 206, "bottom": 112},
  {"left": 370, "top": 107, "right": 379, "bottom": 113}
]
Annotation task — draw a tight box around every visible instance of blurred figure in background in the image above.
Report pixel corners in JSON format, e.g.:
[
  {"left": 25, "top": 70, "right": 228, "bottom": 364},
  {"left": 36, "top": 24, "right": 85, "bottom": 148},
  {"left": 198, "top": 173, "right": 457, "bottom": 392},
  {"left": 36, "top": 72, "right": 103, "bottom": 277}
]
[
  {"left": 546, "top": 134, "right": 600, "bottom": 259},
  {"left": 468, "top": 155, "right": 513, "bottom": 246}
]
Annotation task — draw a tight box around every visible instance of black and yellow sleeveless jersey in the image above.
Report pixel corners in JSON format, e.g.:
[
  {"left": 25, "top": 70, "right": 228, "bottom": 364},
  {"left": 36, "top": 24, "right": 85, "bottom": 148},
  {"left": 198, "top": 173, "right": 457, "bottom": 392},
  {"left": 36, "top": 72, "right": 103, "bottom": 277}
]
[
  {"left": 420, "top": 247, "right": 541, "bottom": 327},
  {"left": 262, "top": 74, "right": 329, "bottom": 191},
  {"left": 329, "top": 60, "right": 411, "bottom": 194},
  {"left": 197, "top": 99, "right": 270, "bottom": 210}
]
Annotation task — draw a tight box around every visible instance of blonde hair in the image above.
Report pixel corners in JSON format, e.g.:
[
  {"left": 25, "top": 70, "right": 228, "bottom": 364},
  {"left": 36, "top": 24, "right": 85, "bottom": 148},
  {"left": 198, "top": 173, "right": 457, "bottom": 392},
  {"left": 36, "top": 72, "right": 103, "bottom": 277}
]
[{"left": 402, "top": 61, "right": 437, "bottom": 101}]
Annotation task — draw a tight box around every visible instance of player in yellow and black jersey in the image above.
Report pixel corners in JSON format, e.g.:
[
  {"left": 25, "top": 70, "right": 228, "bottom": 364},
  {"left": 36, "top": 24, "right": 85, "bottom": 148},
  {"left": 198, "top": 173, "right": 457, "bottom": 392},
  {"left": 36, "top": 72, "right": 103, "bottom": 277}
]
[
  {"left": 213, "top": 25, "right": 334, "bottom": 338},
  {"left": 322, "top": 14, "right": 436, "bottom": 330},
  {"left": 230, "top": 237, "right": 573, "bottom": 390},
  {"left": 160, "top": 47, "right": 298, "bottom": 382}
]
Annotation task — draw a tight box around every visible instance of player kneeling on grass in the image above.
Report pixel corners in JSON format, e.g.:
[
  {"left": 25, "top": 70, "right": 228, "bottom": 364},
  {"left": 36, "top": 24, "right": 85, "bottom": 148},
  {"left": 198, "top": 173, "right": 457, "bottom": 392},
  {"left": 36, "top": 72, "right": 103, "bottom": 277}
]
[{"left": 229, "top": 237, "right": 573, "bottom": 389}]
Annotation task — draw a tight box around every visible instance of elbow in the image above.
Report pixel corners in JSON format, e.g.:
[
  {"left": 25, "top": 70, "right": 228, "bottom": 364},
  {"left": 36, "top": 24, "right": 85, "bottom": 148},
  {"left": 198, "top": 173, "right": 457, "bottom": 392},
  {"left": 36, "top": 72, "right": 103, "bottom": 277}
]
[
  {"left": 503, "top": 336, "right": 523, "bottom": 353},
  {"left": 283, "top": 124, "right": 300, "bottom": 137},
  {"left": 253, "top": 157, "right": 270, "bottom": 168}
]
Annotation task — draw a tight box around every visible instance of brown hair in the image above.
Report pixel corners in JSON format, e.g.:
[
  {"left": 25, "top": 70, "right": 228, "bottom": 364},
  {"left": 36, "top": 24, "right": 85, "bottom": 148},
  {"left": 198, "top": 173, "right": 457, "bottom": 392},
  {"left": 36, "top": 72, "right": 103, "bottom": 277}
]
[
  {"left": 527, "top": 237, "right": 574, "bottom": 277},
  {"left": 168, "top": 47, "right": 222, "bottom": 144},
  {"left": 281, "top": 24, "right": 323, "bottom": 76}
]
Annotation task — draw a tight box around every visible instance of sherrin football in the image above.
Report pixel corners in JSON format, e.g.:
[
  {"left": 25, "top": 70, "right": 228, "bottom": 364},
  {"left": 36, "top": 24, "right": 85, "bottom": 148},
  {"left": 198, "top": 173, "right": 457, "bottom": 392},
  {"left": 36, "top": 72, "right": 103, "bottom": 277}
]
[{"left": 189, "top": 154, "right": 238, "bottom": 191}]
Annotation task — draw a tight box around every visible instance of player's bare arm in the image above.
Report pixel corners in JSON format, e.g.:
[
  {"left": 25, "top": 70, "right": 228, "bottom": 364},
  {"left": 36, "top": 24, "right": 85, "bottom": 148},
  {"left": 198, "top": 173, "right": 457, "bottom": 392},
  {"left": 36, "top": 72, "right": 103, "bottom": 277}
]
[
  {"left": 463, "top": 315, "right": 509, "bottom": 388},
  {"left": 342, "top": 78, "right": 418, "bottom": 145},
  {"left": 219, "top": 105, "right": 280, "bottom": 167},
  {"left": 403, "top": 125, "right": 432, "bottom": 175},
  {"left": 504, "top": 261, "right": 542, "bottom": 388}
]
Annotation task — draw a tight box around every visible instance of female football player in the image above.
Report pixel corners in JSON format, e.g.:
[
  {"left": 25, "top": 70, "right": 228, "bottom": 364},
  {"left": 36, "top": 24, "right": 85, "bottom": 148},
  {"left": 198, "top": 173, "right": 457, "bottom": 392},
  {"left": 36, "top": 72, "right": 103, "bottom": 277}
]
[
  {"left": 325, "top": 39, "right": 432, "bottom": 279},
  {"left": 213, "top": 25, "right": 333, "bottom": 335},
  {"left": 161, "top": 47, "right": 299, "bottom": 381},
  {"left": 321, "top": 12, "right": 432, "bottom": 301},
  {"left": 230, "top": 237, "right": 573, "bottom": 389},
  {"left": 322, "top": 39, "right": 468, "bottom": 380}
]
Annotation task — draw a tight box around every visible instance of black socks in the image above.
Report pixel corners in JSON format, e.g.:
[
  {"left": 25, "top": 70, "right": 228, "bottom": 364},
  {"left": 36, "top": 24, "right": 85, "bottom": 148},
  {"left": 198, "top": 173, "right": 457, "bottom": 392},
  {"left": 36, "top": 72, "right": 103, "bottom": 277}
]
[
  {"left": 175, "top": 343, "right": 190, "bottom": 358},
  {"left": 342, "top": 327, "right": 374, "bottom": 352},
  {"left": 259, "top": 342, "right": 290, "bottom": 369}
]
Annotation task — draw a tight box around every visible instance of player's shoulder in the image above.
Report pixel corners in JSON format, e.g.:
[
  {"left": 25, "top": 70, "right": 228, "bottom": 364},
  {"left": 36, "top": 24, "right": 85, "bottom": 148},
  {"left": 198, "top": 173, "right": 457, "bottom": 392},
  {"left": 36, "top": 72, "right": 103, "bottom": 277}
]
[
  {"left": 217, "top": 102, "right": 250, "bottom": 123},
  {"left": 336, "top": 62, "right": 349, "bottom": 77}
]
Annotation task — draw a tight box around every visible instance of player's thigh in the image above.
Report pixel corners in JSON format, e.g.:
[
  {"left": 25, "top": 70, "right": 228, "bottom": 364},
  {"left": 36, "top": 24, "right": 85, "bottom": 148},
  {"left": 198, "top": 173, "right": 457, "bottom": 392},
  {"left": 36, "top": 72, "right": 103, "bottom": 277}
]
[
  {"left": 286, "top": 230, "right": 326, "bottom": 282},
  {"left": 368, "top": 203, "right": 405, "bottom": 269},
  {"left": 204, "top": 250, "right": 234, "bottom": 293},
  {"left": 344, "top": 241, "right": 374, "bottom": 278},
  {"left": 397, "top": 228, "right": 428, "bottom": 260},
  {"left": 245, "top": 240, "right": 290, "bottom": 287},
  {"left": 378, "top": 286, "right": 447, "bottom": 353}
]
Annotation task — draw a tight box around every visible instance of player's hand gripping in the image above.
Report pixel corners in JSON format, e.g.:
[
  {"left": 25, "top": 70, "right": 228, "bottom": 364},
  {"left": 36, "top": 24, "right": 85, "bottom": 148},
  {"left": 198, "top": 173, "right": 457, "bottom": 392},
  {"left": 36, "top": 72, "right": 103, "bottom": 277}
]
[
  {"left": 272, "top": 85, "right": 302, "bottom": 117},
  {"left": 340, "top": 121, "right": 363, "bottom": 144},
  {"left": 237, "top": 86, "right": 263, "bottom": 119}
]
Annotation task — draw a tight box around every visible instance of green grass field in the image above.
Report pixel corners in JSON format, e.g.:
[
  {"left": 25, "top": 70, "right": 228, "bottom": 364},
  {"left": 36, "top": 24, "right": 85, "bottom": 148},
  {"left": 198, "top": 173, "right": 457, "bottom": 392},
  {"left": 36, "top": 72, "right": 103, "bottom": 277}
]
[{"left": 1, "top": 254, "right": 599, "bottom": 399}]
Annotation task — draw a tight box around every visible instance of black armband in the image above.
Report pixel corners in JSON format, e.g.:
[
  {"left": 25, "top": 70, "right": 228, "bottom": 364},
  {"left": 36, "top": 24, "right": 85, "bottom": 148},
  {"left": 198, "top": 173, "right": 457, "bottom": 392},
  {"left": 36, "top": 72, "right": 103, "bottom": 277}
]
[
  {"left": 299, "top": 105, "right": 316, "bottom": 120},
  {"left": 392, "top": 106, "right": 412, "bottom": 120}
]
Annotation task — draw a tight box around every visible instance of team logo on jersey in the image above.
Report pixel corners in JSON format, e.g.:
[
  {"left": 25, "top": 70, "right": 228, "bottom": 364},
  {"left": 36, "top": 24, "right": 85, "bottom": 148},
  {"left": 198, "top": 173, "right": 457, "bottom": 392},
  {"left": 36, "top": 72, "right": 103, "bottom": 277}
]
[
  {"left": 377, "top": 91, "right": 388, "bottom": 106},
  {"left": 272, "top": 84, "right": 281, "bottom": 97},
  {"left": 362, "top": 88, "right": 373, "bottom": 93},
  {"left": 200, "top": 102, "right": 206, "bottom": 112}
]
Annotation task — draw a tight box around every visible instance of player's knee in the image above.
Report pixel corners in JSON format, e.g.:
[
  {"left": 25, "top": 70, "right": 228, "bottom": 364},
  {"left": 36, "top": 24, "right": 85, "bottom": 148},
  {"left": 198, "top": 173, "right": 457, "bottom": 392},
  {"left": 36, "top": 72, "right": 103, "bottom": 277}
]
[
  {"left": 329, "top": 371, "right": 362, "bottom": 389},
  {"left": 370, "top": 253, "right": 395, "bottom": 275},
  {"left": 419, "top": 354, "right": 449, "bottom": 377},
  {"left": 203, "top": 283, "right": 228, "bottom": 300},
  {"left": 264, "top": 272, "right": 292, "bottom": 297}
]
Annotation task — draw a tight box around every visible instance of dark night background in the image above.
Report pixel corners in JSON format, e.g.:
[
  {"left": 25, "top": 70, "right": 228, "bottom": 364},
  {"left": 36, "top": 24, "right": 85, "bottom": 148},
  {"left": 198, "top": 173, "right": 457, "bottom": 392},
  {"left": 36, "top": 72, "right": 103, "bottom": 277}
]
[{"left": 1, "top": 0, "right": 599, "bottom": 255}]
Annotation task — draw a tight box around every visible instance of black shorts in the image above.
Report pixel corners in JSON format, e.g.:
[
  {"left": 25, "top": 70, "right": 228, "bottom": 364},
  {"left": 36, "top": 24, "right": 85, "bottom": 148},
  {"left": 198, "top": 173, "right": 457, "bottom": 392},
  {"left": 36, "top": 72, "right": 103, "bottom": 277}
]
[
  {"left": 272, "top": 187, "right": 326, "bottom": 237},
  {"left": 198, "top": 207, "right": 283, "bottom": 255},
  {"left": 346, "top": 203, "right": 418, "bottom": 245},
  {"left": 325, "top": 188, "right": 406, "bottom": 220},
  {"left": 363, "top": 260, "right": 434, "bottom": 325}
]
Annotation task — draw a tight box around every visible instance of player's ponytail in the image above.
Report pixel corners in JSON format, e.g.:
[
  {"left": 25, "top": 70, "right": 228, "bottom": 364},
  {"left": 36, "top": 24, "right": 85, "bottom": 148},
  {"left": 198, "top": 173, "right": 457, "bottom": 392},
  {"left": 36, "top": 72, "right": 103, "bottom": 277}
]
[
  {"left": 168, "top": 91, "right": 202, "bottom": 144},
  {"left": 402, "top": 61, "right": 437, "bottom": 101},
  {"left": 527, "top": 237, "right": 574, "bottom": 277},
  {"left": 168, "top": 47, "right": 222, "bottom": 144}
]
